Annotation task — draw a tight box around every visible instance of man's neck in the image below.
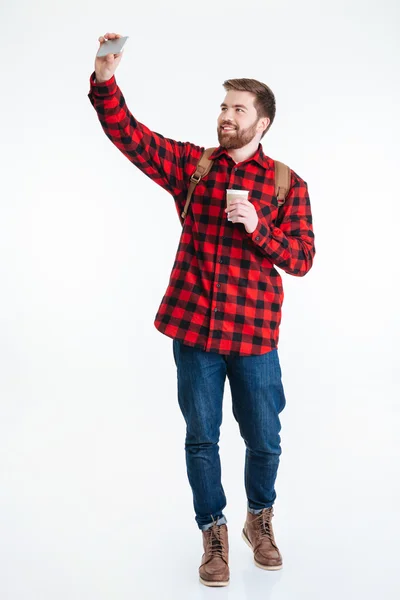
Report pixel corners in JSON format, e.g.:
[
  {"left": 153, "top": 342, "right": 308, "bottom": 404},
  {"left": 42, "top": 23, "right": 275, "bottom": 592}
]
[{"left": 226, "top": 139, "right": 261, "bottom": 165}]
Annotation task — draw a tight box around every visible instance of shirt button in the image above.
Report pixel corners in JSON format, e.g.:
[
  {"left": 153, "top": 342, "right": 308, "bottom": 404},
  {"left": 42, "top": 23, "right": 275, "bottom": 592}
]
[
  {"left": 219, "top": 258, "right": 223, "bottom": 263},
  {"left": 214, "top": 308, "right": 218, "bottom": 312},
  {"left": 216, "top": 283, "right": 221, "bottom": 288},
  {"left": 256, "top": 236, "right": 260, "bottom": 241}
]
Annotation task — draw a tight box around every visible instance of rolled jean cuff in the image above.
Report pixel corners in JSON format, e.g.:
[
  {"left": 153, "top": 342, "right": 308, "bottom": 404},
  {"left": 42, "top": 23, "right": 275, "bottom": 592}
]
[
  {"left": 247, "top": 503, "right": 274, "bottom": 514},
  {"left": 201, "top": 516, "right": 227, "bottom": 531}
]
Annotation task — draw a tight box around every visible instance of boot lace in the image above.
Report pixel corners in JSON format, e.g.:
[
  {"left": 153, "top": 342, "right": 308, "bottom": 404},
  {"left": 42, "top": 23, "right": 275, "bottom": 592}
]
[
  {"left": 205, "top": 522, "right": 226, "bottom": 560},
  {"left": 255, "top": 507, "right": 276, "bottom": 544}
]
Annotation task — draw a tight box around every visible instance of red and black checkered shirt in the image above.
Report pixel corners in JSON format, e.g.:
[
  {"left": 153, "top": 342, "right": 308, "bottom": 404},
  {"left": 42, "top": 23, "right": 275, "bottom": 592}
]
[{"left": 88, "top": 72, "right": 315, "bottom": 356}]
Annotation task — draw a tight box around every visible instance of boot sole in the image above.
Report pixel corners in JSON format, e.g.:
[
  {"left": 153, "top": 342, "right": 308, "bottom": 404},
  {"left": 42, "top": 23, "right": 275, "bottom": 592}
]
[
  {"left": 199, "top": 576, "right": 229, "bottom": 587},
  {"left": 242, "top": 529, "right": 283, "bottom": 571}
]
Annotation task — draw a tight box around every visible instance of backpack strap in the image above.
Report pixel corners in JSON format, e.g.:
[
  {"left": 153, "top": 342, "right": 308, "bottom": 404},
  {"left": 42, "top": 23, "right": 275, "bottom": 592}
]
[
  {"left": 181, "top": 147, "right": 217, "bottom": 222},
  {"left": 182, "top": 152, "right": 291, "bottom": 223},
  {"left": 274, "top": 160, "right": 291, "bottom": 206}
]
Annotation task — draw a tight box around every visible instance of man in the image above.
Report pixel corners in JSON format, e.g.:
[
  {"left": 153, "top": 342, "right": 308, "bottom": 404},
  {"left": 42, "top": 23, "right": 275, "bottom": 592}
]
[{"left": 88, "top": 32, "right": 315, "bottom": 588}]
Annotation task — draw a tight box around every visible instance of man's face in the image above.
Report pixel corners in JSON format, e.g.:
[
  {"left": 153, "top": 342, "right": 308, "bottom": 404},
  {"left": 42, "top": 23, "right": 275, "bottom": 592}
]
[{"left": 217, "top": 90, "right": 269, "bottom": 150}]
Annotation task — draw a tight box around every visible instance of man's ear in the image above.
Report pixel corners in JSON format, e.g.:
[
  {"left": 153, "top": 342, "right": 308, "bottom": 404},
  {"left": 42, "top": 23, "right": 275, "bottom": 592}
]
[{"left": 258, "top": 117, "right": 270, "bottom": 134}]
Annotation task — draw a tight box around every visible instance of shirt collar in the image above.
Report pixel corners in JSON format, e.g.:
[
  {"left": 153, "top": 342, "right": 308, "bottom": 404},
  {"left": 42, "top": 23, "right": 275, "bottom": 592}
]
[{"left": 208, "top": 143, "right": 273, "bottom": 170}]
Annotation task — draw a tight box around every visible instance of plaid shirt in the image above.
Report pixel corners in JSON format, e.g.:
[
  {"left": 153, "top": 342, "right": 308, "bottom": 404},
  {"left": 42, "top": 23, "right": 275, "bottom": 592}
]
[{"left": 88, "top": 72, "right": 315, "bottom": 356}]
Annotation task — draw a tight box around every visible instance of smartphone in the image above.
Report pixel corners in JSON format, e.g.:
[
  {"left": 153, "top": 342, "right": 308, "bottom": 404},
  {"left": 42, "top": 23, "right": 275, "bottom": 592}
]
[{"left": 96, "top": 36, "right": 129, "bottom": 58}]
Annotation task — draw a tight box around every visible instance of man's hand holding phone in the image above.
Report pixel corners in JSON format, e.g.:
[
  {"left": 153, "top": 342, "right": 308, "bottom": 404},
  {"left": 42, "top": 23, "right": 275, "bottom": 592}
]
[{"left": 95, "top": 33, "right": 128, "bottom": 83}]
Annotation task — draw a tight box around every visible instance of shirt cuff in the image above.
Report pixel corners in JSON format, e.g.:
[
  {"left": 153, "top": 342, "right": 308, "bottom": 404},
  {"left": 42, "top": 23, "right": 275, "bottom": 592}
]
[
  {"left": 246, "top": 219, "right": 271, "bottom": 247},
  {"left": 89, "top": 71, "right": 117, "bottom": 96}
]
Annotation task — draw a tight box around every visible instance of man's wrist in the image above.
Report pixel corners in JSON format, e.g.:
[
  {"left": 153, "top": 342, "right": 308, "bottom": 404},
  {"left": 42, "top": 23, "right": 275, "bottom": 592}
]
[
  {"left": 245, "top": 224, "right": 257, "bottom": 234},
  {"left": 93, "top": 73, "right": 108, "bottom": 84},
  {"left": 245, "top": 217, "right": 259, "bottom": 234}
]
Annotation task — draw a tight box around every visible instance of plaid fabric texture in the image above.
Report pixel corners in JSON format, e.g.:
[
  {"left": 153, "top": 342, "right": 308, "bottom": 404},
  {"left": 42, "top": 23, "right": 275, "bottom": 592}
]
[{"left": 88, "top": 72, "right": 315, "bottom": 356}]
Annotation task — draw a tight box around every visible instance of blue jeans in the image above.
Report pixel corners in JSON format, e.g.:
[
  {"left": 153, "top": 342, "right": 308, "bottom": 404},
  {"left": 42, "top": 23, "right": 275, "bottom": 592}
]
[{"left": 172, "top": 340, "right": 287, "bottom": 530}]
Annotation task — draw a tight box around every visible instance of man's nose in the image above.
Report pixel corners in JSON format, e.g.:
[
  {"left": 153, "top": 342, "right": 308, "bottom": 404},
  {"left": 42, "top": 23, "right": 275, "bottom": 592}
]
[
  {"left": 221, "top": 114, "right": 235, "bottom": 124},
  {"left": 223, "top": 109, "right": 235, "bottom": 120}
]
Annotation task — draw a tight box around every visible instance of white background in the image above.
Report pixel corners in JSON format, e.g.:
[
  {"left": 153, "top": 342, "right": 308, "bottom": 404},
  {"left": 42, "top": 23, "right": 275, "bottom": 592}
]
[{"left": 1, "top": 0, "right": 399, "bottom": 598}]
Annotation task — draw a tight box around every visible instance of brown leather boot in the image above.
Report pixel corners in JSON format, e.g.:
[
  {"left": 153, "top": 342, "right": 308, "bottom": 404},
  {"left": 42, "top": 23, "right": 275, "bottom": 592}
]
[
  {"left": 242, "top": 506, "right": 283, "bottom": 570},
  {"left": 199, "top": 523, "right": 230, "bottom": 587}
]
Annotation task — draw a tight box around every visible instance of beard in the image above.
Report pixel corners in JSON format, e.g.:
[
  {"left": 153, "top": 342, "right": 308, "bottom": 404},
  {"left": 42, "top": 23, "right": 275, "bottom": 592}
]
[{"left": 217, "top": 117, "right": 259, "bottom": 150}]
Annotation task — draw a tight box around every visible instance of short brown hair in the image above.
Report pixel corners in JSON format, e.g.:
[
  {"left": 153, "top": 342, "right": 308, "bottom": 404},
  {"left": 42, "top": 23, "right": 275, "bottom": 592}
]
[{"left": 222, "top": 78, "right": 276, "bottom": 139}]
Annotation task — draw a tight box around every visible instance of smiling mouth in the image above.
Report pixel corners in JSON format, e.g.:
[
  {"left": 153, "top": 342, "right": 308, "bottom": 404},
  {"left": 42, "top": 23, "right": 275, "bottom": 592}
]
[{"left": 221, "top": 126, "right": 236, "bottom": 132}]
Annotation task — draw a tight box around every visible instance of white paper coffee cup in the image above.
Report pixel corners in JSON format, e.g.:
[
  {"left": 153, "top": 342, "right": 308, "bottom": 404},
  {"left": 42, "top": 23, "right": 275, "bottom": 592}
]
[{"left": 226, "top": 189, "right": 249, "bottom": 210}]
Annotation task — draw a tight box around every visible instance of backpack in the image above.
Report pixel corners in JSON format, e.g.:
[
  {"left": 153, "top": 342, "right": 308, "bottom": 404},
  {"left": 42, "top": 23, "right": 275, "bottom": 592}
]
[{"left": 181, "top": 147, "right": 291, "bottom": 223}]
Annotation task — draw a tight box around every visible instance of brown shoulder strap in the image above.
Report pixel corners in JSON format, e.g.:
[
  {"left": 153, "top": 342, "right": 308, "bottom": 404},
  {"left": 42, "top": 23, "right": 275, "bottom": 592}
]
[
  {"left": 181, "top": 147, "right": 217, "bottom": 222},
  {"left": 274, "top": 160, "right": 291, "bottom": 206}
]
